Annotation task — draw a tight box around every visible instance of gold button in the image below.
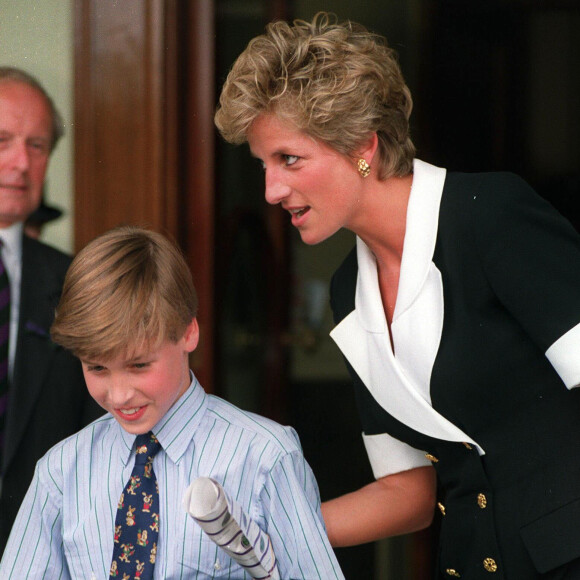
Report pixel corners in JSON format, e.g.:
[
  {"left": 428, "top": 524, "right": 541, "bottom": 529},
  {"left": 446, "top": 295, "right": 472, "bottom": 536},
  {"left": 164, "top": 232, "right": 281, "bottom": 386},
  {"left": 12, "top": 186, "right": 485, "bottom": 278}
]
[
  {"left": 438, "top": 502, "right": 446, "bottom": 516},
  {"left": 483, "top": 558, "right": 498, "bottom": 572},
  {"left": 425, "top": 453, "right": 439, "bottom": 463},
  {"left": 463, "top": 442, "right": 472, "bottom": 450},
  {"left": 446, "top": 569, "right": 461, "bottom": 577},
  {"left": 477, "top": 493, "right": 487, "bottom": 509}
]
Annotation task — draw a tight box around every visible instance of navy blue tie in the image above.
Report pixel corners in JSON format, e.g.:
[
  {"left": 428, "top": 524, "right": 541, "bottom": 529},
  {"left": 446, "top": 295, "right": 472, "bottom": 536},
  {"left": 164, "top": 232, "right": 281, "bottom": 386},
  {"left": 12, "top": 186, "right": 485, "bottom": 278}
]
[
  {"left": 0, "top": 243, "right": 10, "bottom": 471},
  {"left": 109, "top": 432, "right": 161, "bottom": 579}
]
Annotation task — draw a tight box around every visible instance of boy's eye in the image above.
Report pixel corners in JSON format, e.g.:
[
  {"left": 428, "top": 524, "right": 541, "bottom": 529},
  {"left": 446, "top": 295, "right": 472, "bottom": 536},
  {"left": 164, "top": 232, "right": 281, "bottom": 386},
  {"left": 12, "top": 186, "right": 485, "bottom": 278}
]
[
  {"left": 132, "top": 362, "right": 150, "bottom": 369},
  {"left": 86, "top": 364, "right": 106, "bottom": 373}
]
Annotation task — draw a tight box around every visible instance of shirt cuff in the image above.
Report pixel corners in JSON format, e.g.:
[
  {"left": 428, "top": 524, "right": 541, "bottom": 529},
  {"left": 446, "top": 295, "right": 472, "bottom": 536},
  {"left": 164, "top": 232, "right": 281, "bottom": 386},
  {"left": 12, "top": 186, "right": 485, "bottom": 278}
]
[
  {"left": 545, "top": 321, "right": 580, "bottom": 389},
  {"left": 362, "top": 431, "right": 431, "bottom": 479}
]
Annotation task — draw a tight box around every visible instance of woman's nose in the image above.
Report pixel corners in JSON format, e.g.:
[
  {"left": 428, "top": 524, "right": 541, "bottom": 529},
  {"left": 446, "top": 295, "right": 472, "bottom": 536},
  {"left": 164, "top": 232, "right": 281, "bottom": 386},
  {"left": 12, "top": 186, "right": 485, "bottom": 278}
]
[{"left": 264, "top": 168, "right": 291, "bottom": 205}]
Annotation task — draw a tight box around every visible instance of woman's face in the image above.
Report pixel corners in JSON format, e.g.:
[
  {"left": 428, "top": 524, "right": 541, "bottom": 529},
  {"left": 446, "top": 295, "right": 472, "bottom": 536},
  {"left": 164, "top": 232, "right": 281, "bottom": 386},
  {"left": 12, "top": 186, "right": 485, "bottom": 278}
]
[{"left": 247, "top": 113, "right": 364, "bottom": 245}]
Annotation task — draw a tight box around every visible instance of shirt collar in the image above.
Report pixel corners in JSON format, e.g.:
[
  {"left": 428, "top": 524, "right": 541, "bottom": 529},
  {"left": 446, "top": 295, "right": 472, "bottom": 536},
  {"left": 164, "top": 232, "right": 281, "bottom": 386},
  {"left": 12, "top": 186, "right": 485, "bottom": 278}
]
[
  {"left": 0, "top": 222, "right": 23, "bottom": 263},
  {"left": 117, "top": 371, "right": 207, "bottom": 466},
  {"left": 355, "top": 159, "right": 446, "bottom": 331}
]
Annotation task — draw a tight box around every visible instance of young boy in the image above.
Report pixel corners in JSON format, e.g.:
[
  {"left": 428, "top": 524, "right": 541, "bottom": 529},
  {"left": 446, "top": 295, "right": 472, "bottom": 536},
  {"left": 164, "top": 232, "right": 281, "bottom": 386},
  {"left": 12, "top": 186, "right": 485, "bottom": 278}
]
[{"left": 0, "top": 226, "right": 343, "bottom": 579}]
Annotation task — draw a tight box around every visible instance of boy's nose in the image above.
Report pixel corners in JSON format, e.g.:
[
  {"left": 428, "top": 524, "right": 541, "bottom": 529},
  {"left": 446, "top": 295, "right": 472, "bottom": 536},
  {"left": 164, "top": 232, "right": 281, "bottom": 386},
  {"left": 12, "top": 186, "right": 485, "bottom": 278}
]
[{"left": 107, "top": 381, "right": 136, "bottom": 407}]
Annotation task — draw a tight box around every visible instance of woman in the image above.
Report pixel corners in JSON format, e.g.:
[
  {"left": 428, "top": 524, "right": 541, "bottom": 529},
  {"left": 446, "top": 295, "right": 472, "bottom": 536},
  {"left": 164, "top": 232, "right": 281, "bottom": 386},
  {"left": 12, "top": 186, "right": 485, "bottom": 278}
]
[{"left": 214, "top": 12, "right": 580, "bottom": 579}]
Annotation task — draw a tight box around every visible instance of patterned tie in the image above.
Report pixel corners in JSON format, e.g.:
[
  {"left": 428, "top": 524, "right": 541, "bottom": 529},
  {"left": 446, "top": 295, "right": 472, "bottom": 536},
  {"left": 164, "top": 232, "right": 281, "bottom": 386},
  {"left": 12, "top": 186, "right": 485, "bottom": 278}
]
[
  {"left": 110, "top": 432, "right": 161, "bottom": 579},
  {"left": 0, "top": 242, "right": 10, "bottom": 471}
]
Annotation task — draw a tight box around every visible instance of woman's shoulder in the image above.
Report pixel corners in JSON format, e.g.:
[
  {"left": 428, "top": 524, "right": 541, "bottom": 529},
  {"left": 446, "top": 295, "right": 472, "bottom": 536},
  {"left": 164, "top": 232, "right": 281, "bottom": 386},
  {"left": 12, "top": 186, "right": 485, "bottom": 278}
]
[
  {"left": 439, "top": 170, "right": 551, "bottom": 237},
  {"left": 443, "top": 170, "right": 535, "bottom": 208},
  {"left": 438, "top": 169, "right": 580, "bottom": 272}
]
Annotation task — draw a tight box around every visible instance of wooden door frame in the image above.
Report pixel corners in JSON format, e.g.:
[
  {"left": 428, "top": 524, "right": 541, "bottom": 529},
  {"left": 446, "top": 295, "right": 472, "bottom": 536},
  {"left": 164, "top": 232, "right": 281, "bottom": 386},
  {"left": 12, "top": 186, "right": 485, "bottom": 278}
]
[
  {"left": 74, "top": 0, "right": 216, "bottom": 390},
  {"left": 180, "top": 0, "right": 216, "bottom": 390}
]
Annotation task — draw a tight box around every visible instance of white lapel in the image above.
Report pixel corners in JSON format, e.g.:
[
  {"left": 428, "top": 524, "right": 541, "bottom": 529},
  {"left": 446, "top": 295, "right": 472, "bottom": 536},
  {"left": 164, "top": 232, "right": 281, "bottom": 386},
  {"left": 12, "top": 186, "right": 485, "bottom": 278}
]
[{"left": 330, "top": 160, "right": 484, "bottom": 453}]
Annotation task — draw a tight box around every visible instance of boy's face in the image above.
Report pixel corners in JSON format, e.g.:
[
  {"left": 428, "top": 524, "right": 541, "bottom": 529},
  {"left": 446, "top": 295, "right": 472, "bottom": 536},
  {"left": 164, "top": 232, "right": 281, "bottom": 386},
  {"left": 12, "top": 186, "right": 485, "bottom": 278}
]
[{"left": 81, "top": 319, "right": 199, "bottom": 435}]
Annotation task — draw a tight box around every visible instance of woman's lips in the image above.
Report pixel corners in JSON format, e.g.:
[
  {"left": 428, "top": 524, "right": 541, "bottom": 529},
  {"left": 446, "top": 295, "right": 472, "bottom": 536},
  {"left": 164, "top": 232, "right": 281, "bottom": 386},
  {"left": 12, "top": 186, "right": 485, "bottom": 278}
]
[{"left": 289, "top": 206, "right": 310, "bottom": 226}]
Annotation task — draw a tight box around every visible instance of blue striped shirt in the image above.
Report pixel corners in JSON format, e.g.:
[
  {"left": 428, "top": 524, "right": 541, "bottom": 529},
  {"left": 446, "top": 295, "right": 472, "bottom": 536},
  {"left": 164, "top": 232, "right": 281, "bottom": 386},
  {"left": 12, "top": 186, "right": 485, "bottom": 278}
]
[{"left": 0, "top": 375, "right": 343, "bottom": 579}]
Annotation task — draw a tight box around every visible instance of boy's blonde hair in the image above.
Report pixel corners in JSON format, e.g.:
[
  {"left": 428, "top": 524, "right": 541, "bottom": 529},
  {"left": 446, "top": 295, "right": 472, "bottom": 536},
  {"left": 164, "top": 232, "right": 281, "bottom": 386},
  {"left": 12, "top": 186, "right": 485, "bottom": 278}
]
[
  {"left": 214, "top": 12, "right": 415, "bottom": 180},
  {"left": 51, "top": 226, "right": 198, "bottom": 361}
]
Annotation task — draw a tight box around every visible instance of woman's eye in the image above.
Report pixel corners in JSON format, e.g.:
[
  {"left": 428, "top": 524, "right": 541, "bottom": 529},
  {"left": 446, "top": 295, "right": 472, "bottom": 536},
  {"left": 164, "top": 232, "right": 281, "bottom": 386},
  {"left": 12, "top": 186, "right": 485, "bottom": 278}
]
[{"left": 283, "top": 155, "right": 299, "bottom": 166}]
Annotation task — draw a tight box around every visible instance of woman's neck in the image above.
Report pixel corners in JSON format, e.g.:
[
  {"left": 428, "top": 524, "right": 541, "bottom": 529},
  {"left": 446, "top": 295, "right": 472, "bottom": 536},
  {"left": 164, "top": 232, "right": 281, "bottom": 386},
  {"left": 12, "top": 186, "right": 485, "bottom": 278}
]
[{"left": 354, "top": 173, "right": 413, "bottom": 268}]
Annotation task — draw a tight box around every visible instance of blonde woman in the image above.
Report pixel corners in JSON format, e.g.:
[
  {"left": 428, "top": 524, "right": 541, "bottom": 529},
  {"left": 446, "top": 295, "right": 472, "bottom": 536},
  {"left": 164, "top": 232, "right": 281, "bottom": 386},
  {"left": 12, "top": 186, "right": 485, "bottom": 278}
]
[{"left": 215, "top": 12, "right": 580, "bottom": 579}]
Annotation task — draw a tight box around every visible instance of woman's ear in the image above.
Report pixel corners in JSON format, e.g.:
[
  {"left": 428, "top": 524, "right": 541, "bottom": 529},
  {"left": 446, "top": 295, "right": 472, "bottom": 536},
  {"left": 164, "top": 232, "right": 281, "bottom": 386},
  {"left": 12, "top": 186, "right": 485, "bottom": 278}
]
[{"left": 357, "top": 132, "right": 379, "bottom": 164}]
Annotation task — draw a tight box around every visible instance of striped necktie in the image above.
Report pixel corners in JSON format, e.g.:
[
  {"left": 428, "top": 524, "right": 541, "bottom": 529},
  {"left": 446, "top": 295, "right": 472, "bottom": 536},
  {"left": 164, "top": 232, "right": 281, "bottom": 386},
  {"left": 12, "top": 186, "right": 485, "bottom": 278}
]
[
  {"left": 110, "top": 432, "right": 161, "bottom": 579},
  {"left": 0, "top": 242, "right": 10, "bottom": 470}
]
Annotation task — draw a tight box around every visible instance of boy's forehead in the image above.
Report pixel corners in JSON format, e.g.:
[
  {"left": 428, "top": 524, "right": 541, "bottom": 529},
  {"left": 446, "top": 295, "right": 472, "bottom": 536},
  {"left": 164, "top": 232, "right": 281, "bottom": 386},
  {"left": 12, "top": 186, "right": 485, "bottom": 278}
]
[
  {"left": 78, "top": 325, "right": 181, "bottom": 364},
  {"left": 83, "top": 341, "right": 156, "bottom": 364}
]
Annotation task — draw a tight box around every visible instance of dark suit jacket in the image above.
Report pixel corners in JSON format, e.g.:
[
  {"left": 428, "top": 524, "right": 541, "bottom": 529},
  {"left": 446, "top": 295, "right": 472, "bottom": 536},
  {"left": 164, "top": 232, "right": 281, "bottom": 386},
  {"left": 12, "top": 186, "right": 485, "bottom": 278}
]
[
  {"left": 330, "top": 168, "right": 580, "bottom": 578},
  {"left": 0, "top": 235, "right": 102, "bottom": 554}
]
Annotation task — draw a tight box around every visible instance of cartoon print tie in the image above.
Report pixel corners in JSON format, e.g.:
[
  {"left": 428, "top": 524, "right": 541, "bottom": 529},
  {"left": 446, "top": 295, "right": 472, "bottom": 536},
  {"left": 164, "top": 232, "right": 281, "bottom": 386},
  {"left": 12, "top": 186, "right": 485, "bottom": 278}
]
[
  {"left": 110, "top": 432, "right": 161, "bottom": 579},
  {"left": 0, "top": 243, "right": 10, "bottom": 471}
]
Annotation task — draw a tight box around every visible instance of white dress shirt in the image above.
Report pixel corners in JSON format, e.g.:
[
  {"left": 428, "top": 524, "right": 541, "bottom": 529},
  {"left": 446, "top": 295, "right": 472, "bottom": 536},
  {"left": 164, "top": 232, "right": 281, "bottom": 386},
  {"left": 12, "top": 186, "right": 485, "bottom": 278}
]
[
  {"left": 0, "top": 222, "right": 23, "bottom": 383},
  {"left": 0, "top": 374, "right": 343, "bottom": 579}
]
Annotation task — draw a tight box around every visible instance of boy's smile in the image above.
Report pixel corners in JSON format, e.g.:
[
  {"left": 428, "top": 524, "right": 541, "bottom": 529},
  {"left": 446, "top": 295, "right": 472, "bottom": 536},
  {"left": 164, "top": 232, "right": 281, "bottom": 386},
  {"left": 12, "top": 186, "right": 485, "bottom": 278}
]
[
  {"left": 81, "top": 320, "right": 199, "bottom": 434},
  {"left": 116, "top": 405, "right": 148, "bottom": 422}
]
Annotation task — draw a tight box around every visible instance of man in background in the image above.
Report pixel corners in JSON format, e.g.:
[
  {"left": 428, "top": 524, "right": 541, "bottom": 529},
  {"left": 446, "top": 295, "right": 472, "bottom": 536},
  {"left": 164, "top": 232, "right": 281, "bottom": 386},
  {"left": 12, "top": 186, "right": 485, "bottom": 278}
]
[{"left": 0, "top": 66, "right": 102, "bottom": 554}]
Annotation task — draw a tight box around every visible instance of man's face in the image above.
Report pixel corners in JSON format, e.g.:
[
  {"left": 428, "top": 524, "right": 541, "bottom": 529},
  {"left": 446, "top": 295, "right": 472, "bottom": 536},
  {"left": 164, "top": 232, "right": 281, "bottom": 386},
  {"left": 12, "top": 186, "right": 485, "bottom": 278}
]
[{"left": 0, "top": 80, "right": 53, "bottom": 228}]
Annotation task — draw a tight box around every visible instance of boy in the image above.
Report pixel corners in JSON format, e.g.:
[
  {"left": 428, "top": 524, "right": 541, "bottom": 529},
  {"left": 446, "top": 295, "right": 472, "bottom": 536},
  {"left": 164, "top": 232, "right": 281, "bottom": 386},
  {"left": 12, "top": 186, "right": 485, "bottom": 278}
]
[{"left": 0, "top": 226, "right": 343, "bottom": 579}]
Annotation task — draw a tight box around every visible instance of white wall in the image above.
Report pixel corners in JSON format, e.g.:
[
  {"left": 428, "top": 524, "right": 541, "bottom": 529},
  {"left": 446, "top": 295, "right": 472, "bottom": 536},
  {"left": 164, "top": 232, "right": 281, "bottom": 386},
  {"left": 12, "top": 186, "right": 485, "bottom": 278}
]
[{"left": 0, "top": 0, "right": 74, "bottom": 253}]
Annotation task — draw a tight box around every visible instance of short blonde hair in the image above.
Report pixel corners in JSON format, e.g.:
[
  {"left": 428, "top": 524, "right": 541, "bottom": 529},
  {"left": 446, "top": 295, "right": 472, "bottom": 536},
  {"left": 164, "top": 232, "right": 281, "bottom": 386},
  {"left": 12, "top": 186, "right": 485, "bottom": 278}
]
[
  {"left": 51, "top": 226, "right": 198, "bottom": 361},
  {"left": 215, "top": 12, "right": 415, "bottom": 179}
]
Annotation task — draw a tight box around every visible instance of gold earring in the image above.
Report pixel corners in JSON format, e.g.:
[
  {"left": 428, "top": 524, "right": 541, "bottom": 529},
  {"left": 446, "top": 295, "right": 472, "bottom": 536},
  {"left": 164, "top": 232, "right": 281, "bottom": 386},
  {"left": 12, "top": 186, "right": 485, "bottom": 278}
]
[{"left": 357, "top": 158, "right": 371, "bottom": 178}]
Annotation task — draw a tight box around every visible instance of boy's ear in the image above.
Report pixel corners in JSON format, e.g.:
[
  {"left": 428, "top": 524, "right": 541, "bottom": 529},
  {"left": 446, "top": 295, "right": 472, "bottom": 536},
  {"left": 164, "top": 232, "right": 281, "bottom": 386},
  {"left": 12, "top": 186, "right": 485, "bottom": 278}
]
[{"left": 183, "top": 318, "right": 200, "bottom": 352}]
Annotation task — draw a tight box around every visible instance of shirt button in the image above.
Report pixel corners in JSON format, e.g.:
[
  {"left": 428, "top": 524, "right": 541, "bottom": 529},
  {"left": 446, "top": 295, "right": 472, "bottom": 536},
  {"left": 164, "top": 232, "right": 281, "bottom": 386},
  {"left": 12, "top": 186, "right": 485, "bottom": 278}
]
[
  {"left": 483, "top": 557, "right": 498, "bottom": 572},
  {"left": 446, "top": 569, "right": 461, "bottom": 577},
  {"left": 477, "top": 493, "right": 488, "bottom": 509},
  {"left": 425, "top": 453, "right": 439, "bottom": 463}
]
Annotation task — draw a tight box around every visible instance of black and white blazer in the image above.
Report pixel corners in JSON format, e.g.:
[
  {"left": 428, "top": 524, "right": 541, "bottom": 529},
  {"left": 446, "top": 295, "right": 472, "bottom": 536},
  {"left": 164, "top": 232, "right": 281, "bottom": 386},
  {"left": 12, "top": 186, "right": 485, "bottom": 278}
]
[{"left": 330, "top": 160, "right": 580, "bottom": 576}]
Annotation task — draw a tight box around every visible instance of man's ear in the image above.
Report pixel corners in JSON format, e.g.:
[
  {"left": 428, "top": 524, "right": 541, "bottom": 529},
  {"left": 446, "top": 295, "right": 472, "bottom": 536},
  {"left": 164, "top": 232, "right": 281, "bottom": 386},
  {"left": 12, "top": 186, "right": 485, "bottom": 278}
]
[{"left": 183, "top": 318, "right": 200, "bottom": 352}]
